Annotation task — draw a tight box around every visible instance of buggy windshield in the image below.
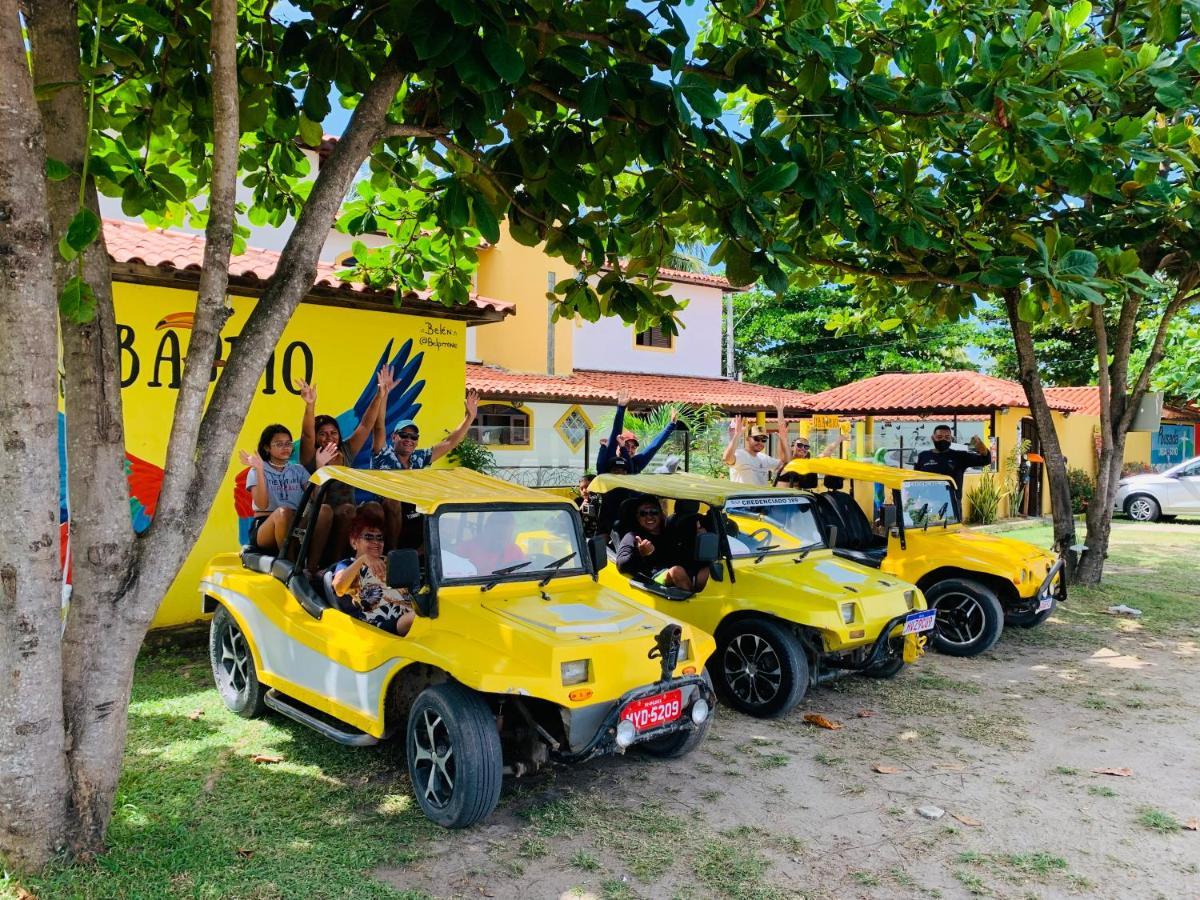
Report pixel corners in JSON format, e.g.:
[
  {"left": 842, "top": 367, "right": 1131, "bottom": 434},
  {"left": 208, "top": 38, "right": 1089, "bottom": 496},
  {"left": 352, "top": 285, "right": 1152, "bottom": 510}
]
[
  {"left": 724, "top": 496, "right": 825, "bottom": 557},
  {"left": 436, "top": 506, "right": 585, "bottom": 582},
  {"left": 901, "top": 480, "right": 959, "bottom": 528}
]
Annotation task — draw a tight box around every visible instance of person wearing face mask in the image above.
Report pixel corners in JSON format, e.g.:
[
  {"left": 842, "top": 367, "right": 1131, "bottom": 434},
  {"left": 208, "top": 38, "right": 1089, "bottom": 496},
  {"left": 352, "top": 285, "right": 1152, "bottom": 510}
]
[{"left": 914, "top": 425, "right": 991, "bottom": 497}]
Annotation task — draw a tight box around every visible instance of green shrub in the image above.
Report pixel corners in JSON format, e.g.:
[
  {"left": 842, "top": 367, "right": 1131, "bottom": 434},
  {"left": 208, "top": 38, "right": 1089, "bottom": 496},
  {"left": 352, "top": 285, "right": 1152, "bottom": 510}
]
[
  {"left": 1067, "top": 467, "right": 1095, "bottom": 514},
  {"left": 966, "top": 472, "right": 1003, "bottom": 525},
  {"left": 449, "top": 437, "right": 497, "bottom": 474}
]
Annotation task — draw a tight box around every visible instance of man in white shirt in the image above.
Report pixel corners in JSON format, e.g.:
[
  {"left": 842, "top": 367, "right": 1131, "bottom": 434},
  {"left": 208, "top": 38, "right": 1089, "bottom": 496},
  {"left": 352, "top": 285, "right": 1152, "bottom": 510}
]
[{"left": 723, "top": 405, "right": 790, "bottom": 485}]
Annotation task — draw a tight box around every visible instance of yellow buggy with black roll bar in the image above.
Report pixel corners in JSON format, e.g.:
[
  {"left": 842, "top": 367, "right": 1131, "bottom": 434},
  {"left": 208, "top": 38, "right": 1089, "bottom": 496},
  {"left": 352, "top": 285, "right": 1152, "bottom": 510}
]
[
  {"left": 781, "top": 458, "right": 1065, "bottom": 658},
  {"left": 587, "top": 473, "right": 932, "bottom": 719},
  {"left": 200, "top": 467, "right": 716, "bottom": 829}
]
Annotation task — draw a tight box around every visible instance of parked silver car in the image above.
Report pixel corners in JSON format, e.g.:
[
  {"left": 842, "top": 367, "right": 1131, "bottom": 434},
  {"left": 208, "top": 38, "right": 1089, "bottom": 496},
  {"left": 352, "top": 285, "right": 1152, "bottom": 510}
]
[{"left": 1113, "top": 456, "right": 1200, "bottom": 521}]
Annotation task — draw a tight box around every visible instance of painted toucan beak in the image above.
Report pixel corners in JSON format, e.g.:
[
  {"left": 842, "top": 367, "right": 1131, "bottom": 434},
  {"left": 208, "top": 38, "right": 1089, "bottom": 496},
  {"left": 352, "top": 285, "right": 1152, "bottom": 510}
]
[
  {"left": 155, "top": 312, "right": 224, "bottom": 367},
  {"left": 156, "top": 311, "right": 195, "bottom": 330}
]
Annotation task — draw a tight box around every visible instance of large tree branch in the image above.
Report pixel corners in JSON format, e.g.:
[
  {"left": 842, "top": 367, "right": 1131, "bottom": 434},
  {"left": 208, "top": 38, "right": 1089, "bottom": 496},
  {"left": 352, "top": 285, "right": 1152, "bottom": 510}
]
[
  {"left": 182, "top": 56, "right": 407, "bottom": 527},
  {"left": 809, "top": 257, "right": 985, "bottom": 291},
  {"left": 1124, "top": 273, "right": 1200, "bottom": 427},
  {"left": 153, "top": 0, "right": 240, "bottom": 547}
]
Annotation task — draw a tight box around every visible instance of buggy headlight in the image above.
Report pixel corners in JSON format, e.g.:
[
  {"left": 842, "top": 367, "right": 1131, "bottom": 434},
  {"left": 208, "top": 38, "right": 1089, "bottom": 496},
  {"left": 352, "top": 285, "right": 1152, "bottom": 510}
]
[
  {"left": 678, "top": 639, "right": 692, "bottom": 662},
  {"left": 841, "top": 602, "right": 856, "bottom": 624},
  {"left": 561, "top": 659, "right": 590, "bottom": 686},
  {"left": 904, "top": 589, "right": 917, "bottom": 610}
]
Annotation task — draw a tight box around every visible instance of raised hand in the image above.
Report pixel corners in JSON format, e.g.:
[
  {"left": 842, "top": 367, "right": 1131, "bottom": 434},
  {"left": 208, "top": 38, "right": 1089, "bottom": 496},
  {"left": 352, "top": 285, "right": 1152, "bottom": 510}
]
[
  {"left": 775, "top": 398, "right": 786, "bottom": 421},
  {"left": 238, "top": 449, "right": 263, "bottom": 469},
  {"left": 970, "top": 435, "right": 987, "bottom": 452},
  {"left": 729, "top": 415, "right": 743, "bottom": 438},
  {"left": 376, "top": 364, "right": 396, "bottom": 395},
  {"left": 616, "top": 389, "right": 631, "bottom": 407},
  {"left": 635, "top": 536, "right": 655, "bottom": 557},
  {"left": 464, "top": 389, "right": 480, "bottom": 420},
  {"left": 315, "top": 441, "right": 339, "bottom": 468},
  {"left": 295, "top": 379, "right": 317, "bottom": 406}
]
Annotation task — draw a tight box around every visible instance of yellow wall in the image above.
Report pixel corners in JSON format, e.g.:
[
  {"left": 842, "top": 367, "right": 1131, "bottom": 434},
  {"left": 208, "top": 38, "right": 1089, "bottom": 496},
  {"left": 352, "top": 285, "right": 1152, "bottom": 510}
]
[
  {"left": 473, "top": 224, "right": 578, "bottom": 374},
  {"left": 108, "top": 282, "right": 469, "bottom": 628}
]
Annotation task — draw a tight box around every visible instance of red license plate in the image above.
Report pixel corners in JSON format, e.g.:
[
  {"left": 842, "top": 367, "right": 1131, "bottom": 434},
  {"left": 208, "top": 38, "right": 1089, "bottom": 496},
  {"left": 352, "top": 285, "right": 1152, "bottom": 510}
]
[{"left": 621, "top": 689, "right": 683, "bottom": 732}]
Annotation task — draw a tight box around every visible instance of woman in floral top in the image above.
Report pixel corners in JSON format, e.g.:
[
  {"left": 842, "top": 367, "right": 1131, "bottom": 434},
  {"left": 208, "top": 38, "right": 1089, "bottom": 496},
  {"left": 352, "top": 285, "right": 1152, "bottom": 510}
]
[{"left": 331, "top": 511, "right": 415, "bottom": 636}]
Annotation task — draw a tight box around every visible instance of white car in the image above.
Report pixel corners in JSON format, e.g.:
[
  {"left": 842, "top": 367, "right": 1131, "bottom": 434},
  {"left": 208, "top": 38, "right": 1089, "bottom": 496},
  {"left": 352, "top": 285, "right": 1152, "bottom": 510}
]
[{"left": 1113, "top": 456, "right": 1200, "bottom": 522}]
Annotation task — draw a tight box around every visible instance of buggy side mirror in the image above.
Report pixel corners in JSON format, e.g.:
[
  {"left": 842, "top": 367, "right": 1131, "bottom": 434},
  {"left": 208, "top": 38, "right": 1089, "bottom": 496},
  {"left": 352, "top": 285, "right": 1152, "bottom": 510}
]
[
  {"left": 882, "top": 505, "right": 898, "bottom": 529},
  {"left": 588, "top": 535, "right": 609, "bottom": 573},
  {"left": 386, "top": 549, "right": 422, "bottom": 592},
  {"left": 694, "top": 531, "right": 720, "bottom": 563}
]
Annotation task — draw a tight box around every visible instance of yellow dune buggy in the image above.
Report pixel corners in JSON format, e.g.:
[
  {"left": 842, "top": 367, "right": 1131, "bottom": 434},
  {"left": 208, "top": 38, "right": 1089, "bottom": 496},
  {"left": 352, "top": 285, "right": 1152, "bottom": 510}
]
[
  {"left": 781, "top": 458, "right": 1065, "bottom": 657},
  {"left": 588, "top": 473, "right": 932, "bottom": 718},
  {"left": 200, "top": 467, "right": 715, "bottom": 828}
]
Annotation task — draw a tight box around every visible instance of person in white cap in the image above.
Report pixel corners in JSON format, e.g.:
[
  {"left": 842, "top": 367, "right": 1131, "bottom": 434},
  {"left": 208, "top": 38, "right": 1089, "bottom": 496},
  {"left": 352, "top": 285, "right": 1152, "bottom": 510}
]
[{"left": 723, "top": 401, "right": 790, "bottom": 484}]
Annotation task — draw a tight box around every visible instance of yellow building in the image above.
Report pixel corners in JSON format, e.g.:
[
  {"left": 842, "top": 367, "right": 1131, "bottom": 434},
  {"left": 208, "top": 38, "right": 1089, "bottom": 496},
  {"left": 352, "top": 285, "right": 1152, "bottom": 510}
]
[{"left": 91, "top": 219, "right": 511, "bottom": 628}]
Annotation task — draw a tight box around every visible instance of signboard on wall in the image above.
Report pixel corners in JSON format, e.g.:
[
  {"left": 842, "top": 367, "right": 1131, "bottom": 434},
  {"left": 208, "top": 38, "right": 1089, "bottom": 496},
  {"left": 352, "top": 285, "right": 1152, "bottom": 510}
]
[
  {"left": 812, "top": 414, "right": 841, "bottom": 430},
  {"left": 1152, "top": 424, "right": 1195, "bottom": 469}
]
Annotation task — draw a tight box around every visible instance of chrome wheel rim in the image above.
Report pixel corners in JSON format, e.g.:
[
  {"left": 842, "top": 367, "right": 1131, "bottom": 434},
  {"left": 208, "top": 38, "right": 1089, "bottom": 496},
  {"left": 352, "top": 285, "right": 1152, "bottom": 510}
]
[
  {"left": 1128, "top": 498, "right": 1155, "bottom": 521},
  {"left": 723, "top": 633, "right": 783, "bottom": 706},
  {"left": 934, "top": 592, "right": 986, "bottom": 647},
  {"left": 217, "top": 622, "right": 251, "bottom": 698},
  {"left": 412, "top": 709, "right": 455, "bottom": 810}
]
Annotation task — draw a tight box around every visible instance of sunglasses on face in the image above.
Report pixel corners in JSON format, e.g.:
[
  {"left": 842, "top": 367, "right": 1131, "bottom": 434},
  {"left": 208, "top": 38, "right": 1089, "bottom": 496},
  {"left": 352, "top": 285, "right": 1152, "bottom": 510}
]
[
  {"left": 359, "top": 533, "right": 385, "bottom": 542},
  {"left": 396, "top": 432, "right": 419, "bottom": 441},
  {"left": 794, "top": 442, "right": 810, "bottom": 450},
  {"left": 750, "top": 436, "right": 767, "bottom": 443},
  {"left": 637, "top": 508, "right": 661, "bottom": 517}
]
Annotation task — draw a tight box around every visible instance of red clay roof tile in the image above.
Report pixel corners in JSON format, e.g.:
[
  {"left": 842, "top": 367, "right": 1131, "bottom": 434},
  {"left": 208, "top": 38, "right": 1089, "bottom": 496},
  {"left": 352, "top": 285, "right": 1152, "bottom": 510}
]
[
  {"left": 466, "top": 364, "right": 812, "bottom": 413},
  {"left": 103, "top": 218, "right": 512, "bottom": 315},
  {"left": 806, "top": 371, "right": 1081, "bottom": 415},
  {"left": 1044, "top": 386, "right": 1200, "bottom": 422}
]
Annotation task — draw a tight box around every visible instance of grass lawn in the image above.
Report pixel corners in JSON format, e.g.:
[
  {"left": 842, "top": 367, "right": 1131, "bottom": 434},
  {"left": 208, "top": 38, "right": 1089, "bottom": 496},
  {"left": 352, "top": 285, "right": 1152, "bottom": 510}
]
[
  {"left": 3, "top": 520, "right": 1197, "bottom": 899},
  {"left": 3, "top": 643, "right": 433, "bottom": 900},
  {"left": 996, "top": 518, "right": 1200, "bottom": 636}
]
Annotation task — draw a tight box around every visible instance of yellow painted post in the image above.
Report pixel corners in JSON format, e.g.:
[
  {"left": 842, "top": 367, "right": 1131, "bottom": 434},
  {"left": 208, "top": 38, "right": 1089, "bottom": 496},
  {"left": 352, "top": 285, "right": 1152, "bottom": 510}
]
[{"left": 864, "top": 415, "right": 875, "bottom": 459}]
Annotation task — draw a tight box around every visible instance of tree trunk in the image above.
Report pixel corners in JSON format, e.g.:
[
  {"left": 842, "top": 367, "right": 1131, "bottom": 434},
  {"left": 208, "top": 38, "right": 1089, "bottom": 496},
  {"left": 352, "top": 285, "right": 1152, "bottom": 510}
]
[
  {"left": 0, "top": 0, "right": 71, "bottom": 868},
  {"left": 27, "top": 0, "right": 140, "bottom": 852},
  {"left": 1074, "top": 275, "right": 1197, "bottom": 584},
  {"left": 11, "top": 9, "right": 406, "bottom": 861},
  {"left": 1003, "top": 289, "right": 1078, "bottom": 578}
]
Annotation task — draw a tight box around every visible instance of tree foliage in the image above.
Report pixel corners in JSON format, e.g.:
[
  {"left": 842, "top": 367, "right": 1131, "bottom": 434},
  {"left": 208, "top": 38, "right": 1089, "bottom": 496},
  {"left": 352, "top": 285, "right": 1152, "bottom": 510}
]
[{"left": 731, "top": 286, "right": 976, "bottom": 392}]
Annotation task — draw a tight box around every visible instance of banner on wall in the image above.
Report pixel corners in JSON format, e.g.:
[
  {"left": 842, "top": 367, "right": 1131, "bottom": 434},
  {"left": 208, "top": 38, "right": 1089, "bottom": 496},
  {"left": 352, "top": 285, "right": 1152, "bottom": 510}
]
[
  {"left": 59, "top": 282, "right": 469, "bottom": 628},
  {"left": 1151, "top": 424, "right": 1195, "bottom": 469}
]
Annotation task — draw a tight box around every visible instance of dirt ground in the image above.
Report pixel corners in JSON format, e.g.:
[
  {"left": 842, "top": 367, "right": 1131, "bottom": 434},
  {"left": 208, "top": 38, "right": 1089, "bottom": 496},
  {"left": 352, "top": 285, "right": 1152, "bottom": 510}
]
[{"left": 377, "top": 532, "right": 1200, "bottom": 899}]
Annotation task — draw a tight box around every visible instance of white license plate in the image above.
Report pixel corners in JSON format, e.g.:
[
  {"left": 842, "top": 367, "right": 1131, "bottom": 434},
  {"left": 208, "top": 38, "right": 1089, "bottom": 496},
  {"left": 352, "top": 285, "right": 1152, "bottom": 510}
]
[
  {"left": 1036, "top": 595, "right": 1054, "bottom": 613},
  {"left": 903, "top": 609, "right": 937, "bottom": 634}
]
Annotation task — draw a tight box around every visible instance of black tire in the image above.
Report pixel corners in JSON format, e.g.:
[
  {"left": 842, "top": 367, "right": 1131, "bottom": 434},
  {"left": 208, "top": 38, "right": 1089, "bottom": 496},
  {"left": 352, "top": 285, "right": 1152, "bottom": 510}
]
[
  {"left": 1124, "top": 494, "right": 1161, "bottom": 523},
  {"left": 711, "top": 618, "right": 808, "bottom": 718},
  {"left": 862, "top": 655, "right": 906, "bottom": 679},
  {"left": 209, "top": 604, "right": 267, "bottom": 718},
  {"left": 926, "top": 578, "right": 1005, "bottom": 657},
  {"left": 406, "top": 682, "right": 503, "bottom": 828}
]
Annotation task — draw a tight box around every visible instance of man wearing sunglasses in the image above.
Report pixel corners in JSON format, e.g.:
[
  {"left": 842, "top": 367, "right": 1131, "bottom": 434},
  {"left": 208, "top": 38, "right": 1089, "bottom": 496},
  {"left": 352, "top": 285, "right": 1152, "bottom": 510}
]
[
  {"left": 370, "top": 386, "right": 480, "bottom": 471},
  {"left": 722, "top": 402, "right": 790, "bottom": 485},
  {"left": 596, "top": 389, "right": 680, "bottom": 474}
]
